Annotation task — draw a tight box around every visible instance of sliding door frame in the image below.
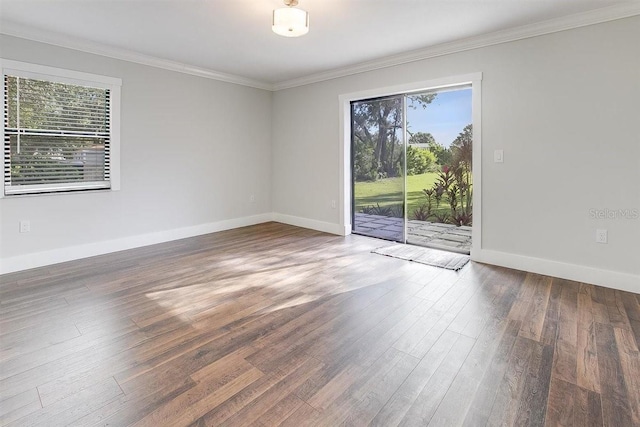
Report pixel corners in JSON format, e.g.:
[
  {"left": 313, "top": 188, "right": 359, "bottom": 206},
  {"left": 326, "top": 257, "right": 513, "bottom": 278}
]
[
  {"left": 402, "top": 94, "right": 408, "bottom": 243},
  {"left": 339, "top": 72, "right": 483, "bottom": 256}
]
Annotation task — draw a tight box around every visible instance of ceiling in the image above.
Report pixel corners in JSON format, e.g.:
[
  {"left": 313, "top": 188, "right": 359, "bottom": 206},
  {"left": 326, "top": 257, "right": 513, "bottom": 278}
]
[{"left": 0, "top": 0, "right": 637, "bottom": 87}]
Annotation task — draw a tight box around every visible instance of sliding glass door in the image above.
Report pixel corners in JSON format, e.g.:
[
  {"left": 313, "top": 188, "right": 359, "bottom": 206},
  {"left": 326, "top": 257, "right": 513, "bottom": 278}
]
[
  {"left": 350, "top": 85, "right": 473, "bottom": 254},
  {"left": 351, "top": 95, "right": 405, "bottom": 242}
]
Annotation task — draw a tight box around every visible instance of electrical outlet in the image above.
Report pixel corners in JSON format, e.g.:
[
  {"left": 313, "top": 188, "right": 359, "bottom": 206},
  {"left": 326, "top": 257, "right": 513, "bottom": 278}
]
[
  {"left": 331, "top": 200, "right": 336, "bottom": 209},
  {"left": 19, "top": 220, "right": 30, "bottom": 233},
  {"left": 596, "top": 229, "right": 607, "bottom": 244},
  {"left": 494, "top": 149, "right": 504, "bottom": 163},
  {"left": 249, "top": 194, "right": 255, "bottom": 203}
]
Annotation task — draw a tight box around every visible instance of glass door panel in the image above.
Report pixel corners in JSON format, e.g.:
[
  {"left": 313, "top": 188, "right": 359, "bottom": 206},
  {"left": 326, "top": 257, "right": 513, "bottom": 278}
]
[
  {"left": 351, "top": 95, "right": 405, "bottom": 242},
  {"left": 405, "top": 86, "right": 473, "bottom": 254}
]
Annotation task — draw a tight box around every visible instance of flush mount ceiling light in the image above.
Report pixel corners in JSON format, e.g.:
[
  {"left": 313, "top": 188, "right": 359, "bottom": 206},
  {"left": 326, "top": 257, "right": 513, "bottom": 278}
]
[{"left": 272, "top": 0, "right": 309, "bottom": 37}]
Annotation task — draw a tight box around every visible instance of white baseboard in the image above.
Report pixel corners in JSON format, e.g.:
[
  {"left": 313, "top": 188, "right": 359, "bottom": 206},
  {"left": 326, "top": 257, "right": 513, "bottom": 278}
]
[
  {"left": 3, "top": 214, "right": 638, "bottom": 297},
  {"left": 271, "top": 213, "right": 344, "bottom": 236},
  {"left": 473, "top": 248, "right": 640, "bottom": 294},
  {"left": 0, "top": 213, "right": 273, "bottom": 275}
]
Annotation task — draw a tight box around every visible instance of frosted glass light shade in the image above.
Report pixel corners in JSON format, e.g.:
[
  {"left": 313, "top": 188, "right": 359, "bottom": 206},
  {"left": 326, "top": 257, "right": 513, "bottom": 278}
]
[{"left": 272, "top": 7, "right": 309, "bottom": 37}]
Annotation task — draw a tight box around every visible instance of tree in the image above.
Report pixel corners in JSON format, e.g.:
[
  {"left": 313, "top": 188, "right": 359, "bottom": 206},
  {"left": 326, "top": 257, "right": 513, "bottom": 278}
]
[
  {"left": 353, "top": 138, "right": 376, "bottom": 181},
  {"left": 451, "top": 124, "right": 472, "bottom": 170},
  {"left": 408, "top": 132, "right": 435, "bottom": 146},
  {"left": 352, "top": 94, "right": 436, "bottom": 181},
  {"left": 6, "top": 76, "right": 109, "bottom": 185},
  {"left": 352, "top": 98, "right": 402, "bottom": 180},
  {"left": 409, "top": 132, "right": 451, "bottom": 166}
]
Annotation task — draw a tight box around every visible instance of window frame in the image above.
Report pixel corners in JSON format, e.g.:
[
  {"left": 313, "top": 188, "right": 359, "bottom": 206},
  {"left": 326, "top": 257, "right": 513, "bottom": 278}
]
[{"left": 1, "top": 59, "right": 122, "bottom": 197}]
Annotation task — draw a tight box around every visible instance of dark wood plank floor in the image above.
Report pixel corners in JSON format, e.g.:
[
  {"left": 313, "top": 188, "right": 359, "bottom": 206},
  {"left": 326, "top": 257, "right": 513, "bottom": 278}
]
[{"left": 1, "top": 222, "right": 639, "bottom": 426}]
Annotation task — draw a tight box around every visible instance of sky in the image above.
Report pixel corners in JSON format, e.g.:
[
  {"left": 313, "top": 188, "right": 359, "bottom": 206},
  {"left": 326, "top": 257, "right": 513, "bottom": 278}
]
[{"left": 407, "top": 88, "right": 471, "bottom": 148}]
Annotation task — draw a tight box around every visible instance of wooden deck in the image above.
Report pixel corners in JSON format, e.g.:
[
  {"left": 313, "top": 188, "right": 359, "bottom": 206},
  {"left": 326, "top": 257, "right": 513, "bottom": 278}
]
[{"left": 1, "top": 222, "right": 639, "bottom": 426}]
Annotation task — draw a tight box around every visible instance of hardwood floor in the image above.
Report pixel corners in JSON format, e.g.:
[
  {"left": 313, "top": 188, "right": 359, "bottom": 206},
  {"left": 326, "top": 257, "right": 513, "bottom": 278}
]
[{"left": 1, "top": 222, "right": 639, "bottom": 426}]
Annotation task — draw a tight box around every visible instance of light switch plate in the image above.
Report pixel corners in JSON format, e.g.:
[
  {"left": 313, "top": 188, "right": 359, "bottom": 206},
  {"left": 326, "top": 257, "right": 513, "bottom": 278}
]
[{"left": 494, "top": 149, "right": 504, "bottom": 163}]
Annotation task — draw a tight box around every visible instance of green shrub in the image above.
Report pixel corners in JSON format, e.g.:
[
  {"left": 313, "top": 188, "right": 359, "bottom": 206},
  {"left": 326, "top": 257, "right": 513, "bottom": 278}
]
[
  {"left": 406, "top": 146, "right": 436, "bottom": 176},
  {"left": 361, "top": 203, "right": 404, "bottom": 218}
]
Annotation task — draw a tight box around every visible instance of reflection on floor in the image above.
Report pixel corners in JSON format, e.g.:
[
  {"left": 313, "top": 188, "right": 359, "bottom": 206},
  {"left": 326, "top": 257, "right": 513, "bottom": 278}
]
[{"left": 353, "top": 213, "right": 472, "bottom": 254}]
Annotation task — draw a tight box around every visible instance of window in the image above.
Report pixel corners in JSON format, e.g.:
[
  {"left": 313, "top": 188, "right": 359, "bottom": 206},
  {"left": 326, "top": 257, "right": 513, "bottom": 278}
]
[{"left": 2, "top": 60, "right": 121, "bottom": 196}]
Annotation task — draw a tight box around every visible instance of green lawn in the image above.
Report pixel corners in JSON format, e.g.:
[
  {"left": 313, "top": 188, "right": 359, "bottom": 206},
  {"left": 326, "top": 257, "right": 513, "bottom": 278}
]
[{"left": 354, "top": 172, "right": 442, "bottom": 218}]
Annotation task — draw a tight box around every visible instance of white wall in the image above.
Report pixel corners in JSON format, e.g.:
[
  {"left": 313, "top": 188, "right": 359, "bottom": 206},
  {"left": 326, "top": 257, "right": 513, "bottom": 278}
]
[
  {"left": 271, "top": 17, "right": 640, "bottom": 291},
  {"left": 2, "top": 17, "right": 639, "bottom": 292},
  {"left": 0, "top": 35, "right": 273, "bottom": 273}
]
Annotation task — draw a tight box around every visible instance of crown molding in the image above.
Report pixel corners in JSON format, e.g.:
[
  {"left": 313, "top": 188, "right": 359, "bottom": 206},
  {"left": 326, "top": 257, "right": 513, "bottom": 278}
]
[
  {"left": 272, "top": 2, "right": 640, "bottom": 91},
  {"left": 0, "top": 21, "right": 274, "bottom": 91},
  {"left": 2, "top": 3, "right": 639, "bottom": 92}
]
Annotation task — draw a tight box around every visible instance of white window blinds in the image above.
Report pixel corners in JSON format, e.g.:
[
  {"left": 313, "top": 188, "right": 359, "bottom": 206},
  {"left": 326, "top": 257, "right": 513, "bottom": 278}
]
[{"left": 2, "top": 63, "right": 120, "bottom": 196}]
